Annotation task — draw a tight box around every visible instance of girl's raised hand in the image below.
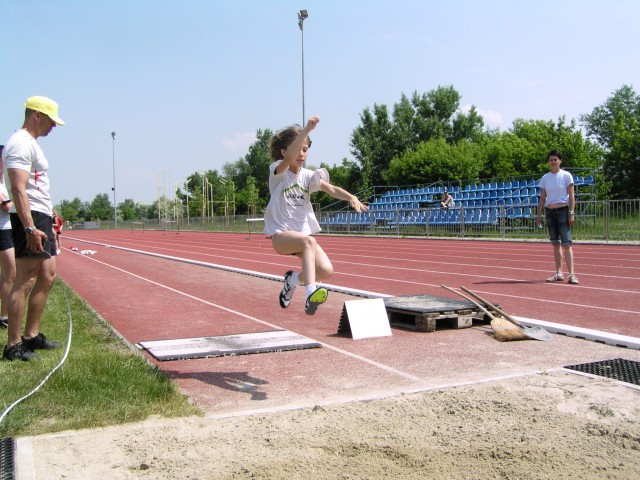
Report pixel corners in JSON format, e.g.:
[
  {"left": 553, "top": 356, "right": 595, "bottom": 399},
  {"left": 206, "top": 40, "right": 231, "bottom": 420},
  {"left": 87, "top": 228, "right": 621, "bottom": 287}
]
[{"left": 306, "top": 115, "right": 320, "bottom": 130}]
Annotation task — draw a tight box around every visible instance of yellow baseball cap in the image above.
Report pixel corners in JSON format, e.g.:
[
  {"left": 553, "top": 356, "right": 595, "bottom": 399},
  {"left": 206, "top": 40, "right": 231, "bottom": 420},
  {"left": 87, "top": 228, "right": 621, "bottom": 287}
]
[{"left": 25, "top": 96, "right": 65, "bottom": 125}]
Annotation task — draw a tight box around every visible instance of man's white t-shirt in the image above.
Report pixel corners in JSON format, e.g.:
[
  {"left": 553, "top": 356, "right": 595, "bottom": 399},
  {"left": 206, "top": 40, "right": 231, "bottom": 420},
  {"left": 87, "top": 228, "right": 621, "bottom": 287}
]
[
  {"left": 264, "top": 161, "right": 326, "bottom": 236},
  {"left": 2, "top": 129, "right": 53, "bottom": 216},
  {"left": 539, "top": 169, "right": 573, "bottom": 207}
]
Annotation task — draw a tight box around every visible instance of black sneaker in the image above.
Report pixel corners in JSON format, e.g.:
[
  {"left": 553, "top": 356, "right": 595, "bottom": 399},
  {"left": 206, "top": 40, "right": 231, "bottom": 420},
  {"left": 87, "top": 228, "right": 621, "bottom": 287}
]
[
  {"left": 304, "top": 287, "right": 328, "bottom": 316},
  {"left": 22, "top": 333, "right": 61, "bottom": 350},
  {"left": 279, "top": 270, "right": 297, "bottom": 308},
  {"left": 0, "top": 317, "right": 7, "bottom": 329},
  {"left": 3, "top": 343, "right": 39, "bottom": 361}
]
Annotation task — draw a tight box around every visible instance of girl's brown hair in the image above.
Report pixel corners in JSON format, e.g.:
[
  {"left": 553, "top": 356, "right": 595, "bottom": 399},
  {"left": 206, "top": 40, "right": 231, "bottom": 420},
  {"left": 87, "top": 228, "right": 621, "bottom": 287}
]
[{"left": 268, "top": 125, "right": 311, "bottom": 161}]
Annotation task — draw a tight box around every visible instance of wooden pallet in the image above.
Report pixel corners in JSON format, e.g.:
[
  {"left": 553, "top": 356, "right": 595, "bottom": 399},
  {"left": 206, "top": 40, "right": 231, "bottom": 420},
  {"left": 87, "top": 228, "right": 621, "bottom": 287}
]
[{"left": 383, "top": 294, "right": 491, "bottom": 333}]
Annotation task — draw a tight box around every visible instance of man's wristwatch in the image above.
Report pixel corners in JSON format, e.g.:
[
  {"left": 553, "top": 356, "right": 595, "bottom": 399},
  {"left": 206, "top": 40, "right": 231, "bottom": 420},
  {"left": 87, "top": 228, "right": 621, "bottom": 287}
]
[
  {"left": 569, "top": 211, "right": 575, "bottom": 215},
  {"left": 25, "top": 226, "right": 37, "bottom": 234}
]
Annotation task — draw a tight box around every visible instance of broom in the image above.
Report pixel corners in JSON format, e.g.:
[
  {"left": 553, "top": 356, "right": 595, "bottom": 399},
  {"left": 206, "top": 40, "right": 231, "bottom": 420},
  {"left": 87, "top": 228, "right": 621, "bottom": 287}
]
[{"left": 440, "top": 285, "right": 531, "bottom": 342}]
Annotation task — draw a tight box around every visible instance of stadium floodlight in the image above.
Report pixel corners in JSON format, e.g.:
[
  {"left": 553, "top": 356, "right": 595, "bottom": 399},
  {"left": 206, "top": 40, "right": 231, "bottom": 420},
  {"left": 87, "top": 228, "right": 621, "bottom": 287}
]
[{"left": 111, "top": 132, "right": 117, "bottom": 227}]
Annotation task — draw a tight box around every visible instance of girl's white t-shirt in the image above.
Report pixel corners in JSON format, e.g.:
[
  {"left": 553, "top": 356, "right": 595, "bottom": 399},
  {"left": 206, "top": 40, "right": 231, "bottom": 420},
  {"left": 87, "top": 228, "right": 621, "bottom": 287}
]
[{"left": 264, "top": 161, "right": 327, "bottom": 236}]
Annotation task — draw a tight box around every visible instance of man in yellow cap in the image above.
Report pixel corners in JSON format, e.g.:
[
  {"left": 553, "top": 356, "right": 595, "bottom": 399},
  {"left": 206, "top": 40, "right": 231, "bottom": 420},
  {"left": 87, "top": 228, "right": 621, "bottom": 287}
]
[{"left": 1, "top": 96, "right": 65, "bottom": 361}]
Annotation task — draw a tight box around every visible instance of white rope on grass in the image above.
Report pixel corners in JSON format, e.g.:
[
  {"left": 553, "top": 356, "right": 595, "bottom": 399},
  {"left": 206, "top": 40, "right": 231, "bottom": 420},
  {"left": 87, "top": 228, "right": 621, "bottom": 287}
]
[{"left": 0, "top": 284, "right": 73, "bottom": 424}]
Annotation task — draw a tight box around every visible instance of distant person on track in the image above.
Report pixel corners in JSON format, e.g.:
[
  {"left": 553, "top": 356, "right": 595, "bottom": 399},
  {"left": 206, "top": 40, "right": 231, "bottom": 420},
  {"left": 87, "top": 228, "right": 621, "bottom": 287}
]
[
  {"left": 0, "top": 145, "right": 16, "bottom": 329},
  {"left": 440, "top": 190, "right": 455, "bottom": 209},
  {"left": 536, "top": 149, "right": 579, "bottom": 285},
  {"left": 264, "top": 115, "right": 368, "bottom": 315},
  {"left": 53, "top": 211, "right": 63, "bottom": 254},
  {"left": 2, "top": 96, "right": 65, "bottom": 361}
]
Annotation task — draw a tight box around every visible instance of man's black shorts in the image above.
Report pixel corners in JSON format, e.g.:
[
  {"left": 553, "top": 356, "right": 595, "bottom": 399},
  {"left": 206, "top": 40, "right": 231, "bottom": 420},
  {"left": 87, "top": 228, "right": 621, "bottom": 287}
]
[{"left": 10, "top": 212, "right": 57, "bottom": 259}]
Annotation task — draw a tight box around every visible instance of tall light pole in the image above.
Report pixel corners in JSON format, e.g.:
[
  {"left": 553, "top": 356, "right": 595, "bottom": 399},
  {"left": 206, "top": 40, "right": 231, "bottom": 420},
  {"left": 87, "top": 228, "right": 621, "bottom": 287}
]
[
  {"left": 111, "top": 131, "right": 117, "bottom": 228},
  {"left": 298, "top": 9, "right": 308, "bottom": 125}
]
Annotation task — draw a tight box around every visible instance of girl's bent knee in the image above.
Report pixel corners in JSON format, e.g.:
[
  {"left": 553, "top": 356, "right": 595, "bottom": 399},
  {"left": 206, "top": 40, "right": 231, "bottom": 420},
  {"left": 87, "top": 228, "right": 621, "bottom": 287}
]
[{"left": 302, "top": 236, "right": 317, "bottom": 250}]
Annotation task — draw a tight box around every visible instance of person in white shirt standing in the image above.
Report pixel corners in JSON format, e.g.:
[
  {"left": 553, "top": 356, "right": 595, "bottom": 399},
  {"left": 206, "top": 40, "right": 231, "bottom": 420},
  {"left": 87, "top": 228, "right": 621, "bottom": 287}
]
[
  {"left": 536, "top": 150, "right": 579, "bottom": 285},
  {"left": 2, "top": 96, "right": 65, "bottom": 361},
  {"left": 264, "top": 116, "right": 368, "bottom": 315}
]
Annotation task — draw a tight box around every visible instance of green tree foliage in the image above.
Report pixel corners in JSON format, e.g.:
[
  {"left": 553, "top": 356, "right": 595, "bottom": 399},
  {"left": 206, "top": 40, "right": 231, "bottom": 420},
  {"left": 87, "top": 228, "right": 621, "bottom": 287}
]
[
  {"left": 238, "top": 175, "right": 259, "bottom": 215},
  {"left": 386, "top": 138, "right": 483, "bottom": 186},
  {"left": 222, "top": 129, "right": 273, "bottom": 208},
  {"left": 480, "top": 117, "right": 603, "bottom": 179},
  {"left": 351, "top": 86, "right": 484, "bottom": 191},
  {"left": 581, "top": 85, "right": 640, "bottom": 199},
  {"left": 89, "top": 193, "right": 113, "bottom": 220},
  {"left": 117, "top": 198, "right": 138, "bottom": 221},
  {"left": 182, "top": 170, "right": 225, "bottom": 216},
  {"left": 58, "top": 197, "right": 86, "bottom": 222},
  {"left": 350, "top": 103, "right": 395, "bottom": 190}
]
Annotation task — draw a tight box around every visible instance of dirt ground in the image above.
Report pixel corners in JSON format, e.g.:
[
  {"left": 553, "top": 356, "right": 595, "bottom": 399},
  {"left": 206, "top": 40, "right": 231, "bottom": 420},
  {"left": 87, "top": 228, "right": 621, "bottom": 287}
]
[{"left": 20, "top": 369, "right": 640, "bottom": 480}]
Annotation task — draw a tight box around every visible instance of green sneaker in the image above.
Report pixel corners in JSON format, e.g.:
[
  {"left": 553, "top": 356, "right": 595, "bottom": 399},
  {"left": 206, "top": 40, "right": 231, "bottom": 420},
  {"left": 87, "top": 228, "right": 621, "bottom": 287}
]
[{"left": 305, "top": 287, "right": 328, "bottom": 315}]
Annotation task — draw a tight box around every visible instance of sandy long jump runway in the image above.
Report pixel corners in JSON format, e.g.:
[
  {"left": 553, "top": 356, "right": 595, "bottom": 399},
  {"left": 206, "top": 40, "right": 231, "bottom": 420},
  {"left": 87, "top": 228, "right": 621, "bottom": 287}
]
[{"left": 14, "top": 231, "right": 640, "bottom": 479}]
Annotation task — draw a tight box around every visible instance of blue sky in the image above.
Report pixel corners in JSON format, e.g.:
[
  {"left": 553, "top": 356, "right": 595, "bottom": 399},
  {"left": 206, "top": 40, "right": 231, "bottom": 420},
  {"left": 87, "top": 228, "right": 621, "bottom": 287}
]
[{"left": 1, "top": 0, "right": 638, "bottom": 206}]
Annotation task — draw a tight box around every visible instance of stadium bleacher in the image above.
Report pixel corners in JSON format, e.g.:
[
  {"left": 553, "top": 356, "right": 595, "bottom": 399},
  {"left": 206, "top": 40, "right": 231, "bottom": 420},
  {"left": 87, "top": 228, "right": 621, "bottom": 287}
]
[{"left": 322, "top": 173, "right": 593, "bottom": 227}]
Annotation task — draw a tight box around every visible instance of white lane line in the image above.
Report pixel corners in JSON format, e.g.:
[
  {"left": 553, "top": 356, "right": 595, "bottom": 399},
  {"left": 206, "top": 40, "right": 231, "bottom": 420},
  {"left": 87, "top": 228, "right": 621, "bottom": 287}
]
[{"left": 72, "top": 253, "right": 422, "bottom": 383}]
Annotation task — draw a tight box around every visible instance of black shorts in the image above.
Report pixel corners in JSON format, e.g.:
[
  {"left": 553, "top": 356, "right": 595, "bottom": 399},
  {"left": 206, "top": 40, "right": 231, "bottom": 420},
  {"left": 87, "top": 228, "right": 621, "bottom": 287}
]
[
  {"left": 10, "top": 212, "right": 57, "bottom": 259},
  {"left": 0, "top": 229, "right": 13, "bottom": 251}
]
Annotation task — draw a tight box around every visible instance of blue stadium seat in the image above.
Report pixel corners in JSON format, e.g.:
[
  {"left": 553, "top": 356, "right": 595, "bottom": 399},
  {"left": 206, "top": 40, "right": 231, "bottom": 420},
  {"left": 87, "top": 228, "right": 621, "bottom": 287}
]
[{"left": 507, "top": 207, "right": 523, "bottom": 219}]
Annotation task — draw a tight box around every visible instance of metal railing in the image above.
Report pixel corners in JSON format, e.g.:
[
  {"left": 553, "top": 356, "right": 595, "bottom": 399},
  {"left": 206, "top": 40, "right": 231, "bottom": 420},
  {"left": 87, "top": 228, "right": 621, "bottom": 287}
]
[{"left": 81, "top": 199, "right": 639, "bottom": 243}]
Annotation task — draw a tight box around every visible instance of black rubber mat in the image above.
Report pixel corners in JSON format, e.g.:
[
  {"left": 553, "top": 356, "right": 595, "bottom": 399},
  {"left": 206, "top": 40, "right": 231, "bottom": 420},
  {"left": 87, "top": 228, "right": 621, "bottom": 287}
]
[
  {"left": 0, "top": 437, "right": 15, "bottom": 480},
  {"left": 564, "top": 358, "right": 640, "bottom": 386}
]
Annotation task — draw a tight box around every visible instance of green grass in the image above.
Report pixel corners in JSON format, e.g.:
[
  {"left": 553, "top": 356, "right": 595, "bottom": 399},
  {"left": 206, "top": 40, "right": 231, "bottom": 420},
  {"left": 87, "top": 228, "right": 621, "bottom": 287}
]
[{"left": 0, "top": 280, "right": 202, "bottom": 438}]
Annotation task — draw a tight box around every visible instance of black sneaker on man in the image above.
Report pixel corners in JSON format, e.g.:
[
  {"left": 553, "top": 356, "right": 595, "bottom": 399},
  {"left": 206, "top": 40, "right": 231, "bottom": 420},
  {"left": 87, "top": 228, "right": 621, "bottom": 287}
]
[
  {"left": 0, "top": 317, "right": 7, "bottom": 329},
  {"left": 279, "top": 270, "right": 297, "bottom": 308},
  {"left": 3, "top": 343, "right": 39, "bottom": 361},
  {"left": 22, "top": 333, "right": 61, "bottom": 350}
]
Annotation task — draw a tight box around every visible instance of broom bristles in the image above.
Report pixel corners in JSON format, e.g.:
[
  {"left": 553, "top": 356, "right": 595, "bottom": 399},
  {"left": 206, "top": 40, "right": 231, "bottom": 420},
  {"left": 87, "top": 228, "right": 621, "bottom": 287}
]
[{"left": 491, "top": 316, "right": 531, "bottom": 341}]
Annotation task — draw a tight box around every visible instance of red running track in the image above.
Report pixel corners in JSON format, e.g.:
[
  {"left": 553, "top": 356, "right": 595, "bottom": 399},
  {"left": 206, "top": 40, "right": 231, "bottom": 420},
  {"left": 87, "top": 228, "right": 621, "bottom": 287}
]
[{"left": 64, "top": 231, "right": 639, "bottom": 337}]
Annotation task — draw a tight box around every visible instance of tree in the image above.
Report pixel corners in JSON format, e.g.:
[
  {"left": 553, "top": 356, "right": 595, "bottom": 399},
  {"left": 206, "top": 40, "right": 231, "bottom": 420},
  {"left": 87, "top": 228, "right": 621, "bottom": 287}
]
[
  {"left": 117, "top": 199, "right": 138, "bottom": 221},
  {"left": 581, "top": 85, "right": 640, "bottom": 199},
  {"left": 350, "top": 86, "right": 485, "bottom": 191},
  {"left": 386, "top": 138, "right": 483, "bottom": 186},
  {"left": 238, "top": 175, "right": 260, "bottom": 215},
  {"left": 350, "top": 103, "right": 394, "bottom": 190},
  {"left": 88, "top": 193, "right": 113, "bottom": 220},
  {"left": 57, "top": 197, "right": 85, "bottom": 222},
  {"left": 222, "top": 129, "right": 272, "bottom": 213}
]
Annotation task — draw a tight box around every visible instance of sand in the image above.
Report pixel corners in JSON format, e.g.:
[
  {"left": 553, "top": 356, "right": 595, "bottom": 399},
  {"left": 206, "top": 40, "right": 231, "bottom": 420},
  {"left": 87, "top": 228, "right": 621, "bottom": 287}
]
[{"left": 19, "top": 369, "right": 640, "bottom": 480}]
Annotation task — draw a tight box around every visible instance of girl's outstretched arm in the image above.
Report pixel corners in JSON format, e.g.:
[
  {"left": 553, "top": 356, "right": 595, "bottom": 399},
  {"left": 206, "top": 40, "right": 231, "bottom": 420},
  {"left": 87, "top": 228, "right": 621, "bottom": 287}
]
[{"left": 320, "top": 181, "right": 368, "bottom": 213}]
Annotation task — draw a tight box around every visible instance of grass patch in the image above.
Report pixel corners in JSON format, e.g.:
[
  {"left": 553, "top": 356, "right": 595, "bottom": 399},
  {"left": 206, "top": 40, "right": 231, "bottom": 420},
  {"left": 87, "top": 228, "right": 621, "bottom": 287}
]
[{"left": 0, "top": 280, "right": 202, "bottom": 438}]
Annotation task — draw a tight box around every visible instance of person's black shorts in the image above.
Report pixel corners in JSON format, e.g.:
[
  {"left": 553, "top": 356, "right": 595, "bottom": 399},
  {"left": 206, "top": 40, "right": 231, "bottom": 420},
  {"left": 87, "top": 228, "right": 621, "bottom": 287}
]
[
  {"left": 0, "top": 229, "right": 13, "bottom": 251},
  {"left": 10, "top": 212, "right": 57, "bottom": 259}
]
